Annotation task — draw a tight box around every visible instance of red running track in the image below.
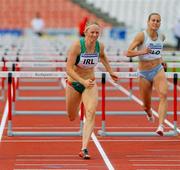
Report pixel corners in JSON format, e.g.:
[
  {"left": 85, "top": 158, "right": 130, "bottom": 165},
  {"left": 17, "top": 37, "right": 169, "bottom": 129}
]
[{"left": 0, "top": 77, "right": 179, "bottom": 170}]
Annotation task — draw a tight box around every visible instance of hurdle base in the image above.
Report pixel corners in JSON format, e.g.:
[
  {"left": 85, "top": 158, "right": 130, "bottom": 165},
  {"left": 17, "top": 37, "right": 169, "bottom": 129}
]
[
  {"left": 16, "top": 96, "right": 65, "bottom": 101},
  {"left": 7, "top": 130, "right": 13, "bottom": 136},
  {"left": 98, "top": 130, "right": 107, "bottom": 136},
  {"left": 9, "top": 131, "right": 82, "bottom": 137},
  {"left": 19, "top": 86, "right": 62, "bottom": 90},
  {"left": 13, "top": 111, "right": 66, "bottom": 115},
  {"left": 98, "top": 130, "right": 177, "bottom": 137}
]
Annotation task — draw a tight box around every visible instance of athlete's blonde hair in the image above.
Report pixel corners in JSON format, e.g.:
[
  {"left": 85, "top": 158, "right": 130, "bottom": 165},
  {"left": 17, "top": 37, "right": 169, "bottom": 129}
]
[{"left": 84, "top": 21, "right": 100, "bottom": 32}]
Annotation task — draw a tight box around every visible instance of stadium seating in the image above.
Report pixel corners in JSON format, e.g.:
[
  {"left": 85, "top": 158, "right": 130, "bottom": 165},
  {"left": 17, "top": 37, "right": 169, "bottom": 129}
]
[
  {"left": 0, "top": 0, "right": 110, "bottom": 29},
  {"left": 86, "top": 0, "right": 180, "bottom": 46},
  {"left": 86, "top": 0, "right": 180, "bottom": 31}
]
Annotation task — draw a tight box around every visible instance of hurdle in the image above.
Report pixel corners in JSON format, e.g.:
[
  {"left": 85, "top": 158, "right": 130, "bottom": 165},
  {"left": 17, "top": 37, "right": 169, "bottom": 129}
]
[
  {"left": 2, "top": 52, "right": 180, "bottom": 63},
  {"left": 8, "top": 62, "right": 132, "bottom": 101},
  {"left": 10, "top": 62, "right": 65, "bottom": 101},
  {"left": 97, "top": 62, "right": 180, "bottom": 101},
  {"left": 5, "top": 60, "right": 180, "bottom": 101},
  {"left": 2, "top": 55, "right": 67, "bottom": 62},
  {"left": 106, "top": 50, "right": 180, "bottom": 57},
  {"left": 7, "top": 71, "right": 84, "bottom": 137},
  {"left": 98, "top": 72, "right": 180, "bottom": 137},
  {"left": 107, "top": 55, "right": 180, "bottom": 62},
  {"left": 0, "top": 61, "right": 6, "bottom": 100},
  {"left": 10, "top": 61, "right": 65, "bottom": 83}
]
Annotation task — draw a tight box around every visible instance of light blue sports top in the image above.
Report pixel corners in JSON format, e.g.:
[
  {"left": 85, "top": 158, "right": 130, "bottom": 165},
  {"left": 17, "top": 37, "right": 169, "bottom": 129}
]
[{"left": 137, "top": 30, "right": 164, "bottom": 61}]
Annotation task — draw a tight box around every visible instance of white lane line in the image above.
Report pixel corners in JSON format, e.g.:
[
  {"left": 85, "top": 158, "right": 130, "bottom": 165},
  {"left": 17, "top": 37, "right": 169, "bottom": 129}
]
[
  {"left": 2, "top": 139, "right": 180, "bottom": 143},
  {"left": 17, "top": 155, "right": 77, "bottom": 157},
  {"left": 136, "top": 169, "right": 171, "bottom": 170},
  {"left": 147, "top": 149, "right": 180, "bottom": 152},
  {"left": 16, "top": 159, "right": 85, "bottom": 161},
  {"left": 15, "top": 163, "right": 87, "bottom": 166},
  {"left": 0, "top": 100, "right": 8, "bottom": 142},
  {"left": 61, "top": 78, "right": 115, "bottom": 170},
  {"left": 129, "top": 159, "right": 180, "bottom": 162},
  {"left": 110, "top": 80, "right": 180, "bottom": 133},
  {"left": 14, "top": 169, "right": 88, "bottom": 170},
  {"left": 133, "top": 164, "right": 180, "bottom": 167},
  {"left": 91, "top": 133, "right": 115, "bottom": 170},
  {"left": 127, "top": 155, "right": 180, "bottom": 158}
]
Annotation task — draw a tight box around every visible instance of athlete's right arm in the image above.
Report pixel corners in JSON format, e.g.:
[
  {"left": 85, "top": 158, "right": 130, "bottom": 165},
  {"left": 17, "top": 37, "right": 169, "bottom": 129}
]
[
  {"left": 126, "top": 32, "right": 151, "bottom": 57},
  {"left": 66, "top": 41, "right": 85, "bottom": 84}
]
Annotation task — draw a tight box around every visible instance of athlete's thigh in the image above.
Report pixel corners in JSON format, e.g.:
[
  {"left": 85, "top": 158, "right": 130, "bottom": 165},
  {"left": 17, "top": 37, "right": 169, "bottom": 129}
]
[
  {"left": 82, "top": 84, "right": 98, "bottom": 111},
  {"left": 139, "top": 77, "right": 152, "bottom": 104},
  {"left": 153, "top": 69, "right": 168, "bottom": 95},
  {"left": 66, "top": 85, "right": 82, "bottom": 113}
]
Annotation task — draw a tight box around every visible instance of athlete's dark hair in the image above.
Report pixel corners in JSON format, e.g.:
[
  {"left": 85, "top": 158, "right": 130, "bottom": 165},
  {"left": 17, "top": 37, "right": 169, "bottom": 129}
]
[{"left": 148, "top": 13, "right": 161, "bottom": 21}]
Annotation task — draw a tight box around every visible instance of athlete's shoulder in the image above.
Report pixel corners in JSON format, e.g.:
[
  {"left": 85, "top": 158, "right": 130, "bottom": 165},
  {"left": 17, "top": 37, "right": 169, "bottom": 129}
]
[
  {"left": 133, "top": 31, "right": 145, "bottom": 44},
  {"left": 98, "top": 41, "right": 105, "bottom": 53},
  {"left": 137, "top": 31, "right": 145, "bottom": 38},
  {"left": 98, "top": 41, "right": 103, "bottom": 48},
  {"left": 69, "top": 39, "right": 81, "bottom": 54},
  {"left": 135, "top": 30, "right": 145, "bottom": 36},
  {"left": 73, "top": 39, "right": 81, "bottom": 48}
]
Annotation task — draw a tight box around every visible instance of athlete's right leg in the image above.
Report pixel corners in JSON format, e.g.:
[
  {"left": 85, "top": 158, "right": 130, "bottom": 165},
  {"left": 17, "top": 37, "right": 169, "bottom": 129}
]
[
  {"left": 66, "top": 84, "right": 82, "bottom": 121},
  {"left": 81, "top": 84, "right": 98, "bottom": 149},
  {"left": 79, "top": 84, "right": 98, "bottom": 159},
  {"left": 139, "top": 77, "right": 153, "bottom": 120}
]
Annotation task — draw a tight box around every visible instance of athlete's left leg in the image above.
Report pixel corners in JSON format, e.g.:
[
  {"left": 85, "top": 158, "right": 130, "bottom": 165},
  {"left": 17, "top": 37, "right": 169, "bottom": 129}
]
[
  {"left": 139, "top": 77, "right": 153, "bottom": 120},
  {"left": 153, "top": 69, "right": 168, "bottom": 126}
]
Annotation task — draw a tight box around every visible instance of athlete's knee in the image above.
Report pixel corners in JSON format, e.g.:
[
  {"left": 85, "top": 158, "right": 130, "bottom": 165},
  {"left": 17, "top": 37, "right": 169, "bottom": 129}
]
[
  {"left": 68, "top": 112, "right": 77, "bottom": 121},
  {"left": 159, "top": 91, "right": 167, "bottom": 100},
  {"left": 85, "top": 109, "right": 96, "bottom": 122},
  {"left": 68, "top": 115, "right": 76, "bottom": 121}
]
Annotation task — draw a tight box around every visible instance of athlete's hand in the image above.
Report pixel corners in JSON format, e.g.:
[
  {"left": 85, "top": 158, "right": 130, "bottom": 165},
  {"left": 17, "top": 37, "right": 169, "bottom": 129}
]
[
  {"left": 161, "top": 62, "right": 167, "bottom": 72},
  {"left": 142, "top": 47, "right": 151, "bottom": 55},
  {"left": 110, "top": 72, "right": 118, "bottom": 82},
  {"left": 83, "top": 79, "right": 95, "bottom": 88}
]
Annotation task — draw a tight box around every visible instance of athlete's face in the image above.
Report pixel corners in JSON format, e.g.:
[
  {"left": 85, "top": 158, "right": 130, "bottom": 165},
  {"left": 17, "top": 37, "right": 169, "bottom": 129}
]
[
  {"left": 85, "top": 25, "right": 100, "bottom": 42},
  {"left": 148, "top": 15, "right": 161, "bottom": 31}
]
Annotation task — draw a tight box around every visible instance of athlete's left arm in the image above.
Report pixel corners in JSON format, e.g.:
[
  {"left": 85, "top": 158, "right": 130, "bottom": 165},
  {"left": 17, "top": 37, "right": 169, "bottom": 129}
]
[
  {"left": 161, "top": 34, "right": 167, "bottom": 72},
  {"left": 99, "top": 43, "right": 118, "bottom": 82}
]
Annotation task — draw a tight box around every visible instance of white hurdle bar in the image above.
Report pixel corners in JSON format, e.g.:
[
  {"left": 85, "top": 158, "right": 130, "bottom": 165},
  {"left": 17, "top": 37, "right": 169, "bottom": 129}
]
[
  {"left": 106, "top": 51, "right": 180, "bottom": 58},
  {"left": 2, "top": 55, "right": 67, "bottom": 62},
  {"left": 5, "top": 61, "right": 180, "bottom": 68},
  {"left": 3, "top": 59, "right": 180, "bottom": 92},
  {"left": 2, "top": 54, "right": 180, "bottom": 62},
  {"left": 0, "top": 61, "right": 6, "bottom": 100},
  {"left": 12, "top": 110, "right": 179, "bottom": 116},
  {"left": 10, "top": 63, "right": 63, "bottom": 100}
]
